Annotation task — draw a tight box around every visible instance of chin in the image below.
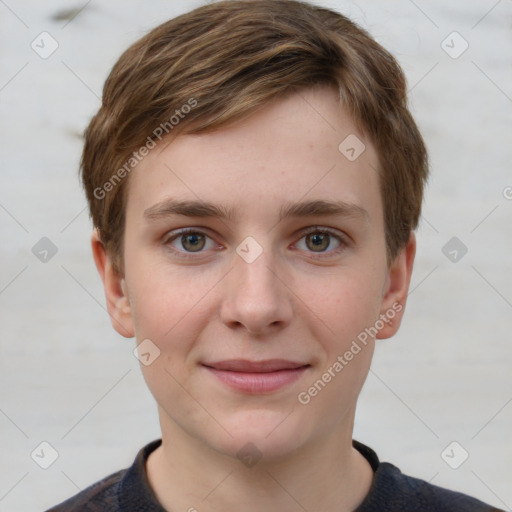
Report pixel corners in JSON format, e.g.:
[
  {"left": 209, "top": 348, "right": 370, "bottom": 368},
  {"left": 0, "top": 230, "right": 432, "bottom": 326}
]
[{"left": 210, "top": 408, "right": 315, "bottom": 462}]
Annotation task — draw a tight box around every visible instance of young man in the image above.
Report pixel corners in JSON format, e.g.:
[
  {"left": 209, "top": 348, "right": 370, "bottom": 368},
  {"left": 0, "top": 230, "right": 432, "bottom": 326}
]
[{"left": 46, "top": 1, "right": 504, "bottom": 510}]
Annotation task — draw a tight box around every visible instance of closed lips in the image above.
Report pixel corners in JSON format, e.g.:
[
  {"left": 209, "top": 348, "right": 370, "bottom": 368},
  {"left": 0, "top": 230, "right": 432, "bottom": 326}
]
[{"left": 202, "top": 360, "right": 310, "bottom": 372}]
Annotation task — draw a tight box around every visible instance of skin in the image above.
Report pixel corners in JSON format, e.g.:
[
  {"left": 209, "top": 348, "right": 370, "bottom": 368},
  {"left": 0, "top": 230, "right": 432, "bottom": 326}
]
[{"left": 92, "top": 85, "right": 416, "bottom": 511}]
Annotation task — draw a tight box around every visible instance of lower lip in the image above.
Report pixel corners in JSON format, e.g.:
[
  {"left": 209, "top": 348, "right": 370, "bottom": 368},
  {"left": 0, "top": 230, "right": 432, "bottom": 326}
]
[{"left": 204, "top": 366, "right": 309, "bottom": 393}]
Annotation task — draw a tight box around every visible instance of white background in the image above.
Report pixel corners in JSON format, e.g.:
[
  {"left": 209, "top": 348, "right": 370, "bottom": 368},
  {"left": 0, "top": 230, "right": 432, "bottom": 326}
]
[{"left": 0, "top": 1, "right": 511, "bottom": 510}]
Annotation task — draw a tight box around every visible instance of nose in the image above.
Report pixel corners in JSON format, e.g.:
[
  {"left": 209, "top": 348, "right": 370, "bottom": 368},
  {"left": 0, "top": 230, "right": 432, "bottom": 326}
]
[{"left": 220, "top": 246, "right": 293, "bottom": 337}]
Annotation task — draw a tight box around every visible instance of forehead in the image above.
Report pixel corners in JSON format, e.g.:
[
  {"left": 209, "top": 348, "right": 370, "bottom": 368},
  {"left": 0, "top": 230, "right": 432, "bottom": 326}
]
[{"left": 126, "top": 86, "right": 382, "bottom": 224}]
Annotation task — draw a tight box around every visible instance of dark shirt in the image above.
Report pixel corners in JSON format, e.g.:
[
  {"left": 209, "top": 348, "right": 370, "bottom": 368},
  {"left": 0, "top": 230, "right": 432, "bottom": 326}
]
[{"left": 45, "top": 438, "right": 504, "bottom": 511}]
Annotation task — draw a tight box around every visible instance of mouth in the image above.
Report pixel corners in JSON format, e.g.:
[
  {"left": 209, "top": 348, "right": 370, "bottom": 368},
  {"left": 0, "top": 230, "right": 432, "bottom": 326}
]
[{"left": 202, "top": 359, "right": 311, "bottom": 393}]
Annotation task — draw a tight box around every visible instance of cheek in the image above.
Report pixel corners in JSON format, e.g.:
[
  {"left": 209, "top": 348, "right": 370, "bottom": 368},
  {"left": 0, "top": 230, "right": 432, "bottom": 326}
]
[
  {"left": 126, "top": 259, "right": 222, "bottom": 357},
  {"left": 295, "top": 272, "right": 380, "bottom": 423},
  {"left": 125, "top": 247, "right": 186, "bottom": 326},
  {"left": 297, "top": 268, "right": 384, "bottom": 348}
]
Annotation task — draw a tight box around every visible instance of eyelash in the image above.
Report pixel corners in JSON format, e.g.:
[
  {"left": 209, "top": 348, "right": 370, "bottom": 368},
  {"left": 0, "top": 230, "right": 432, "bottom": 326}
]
[{"left": 163, "top": 226, "right": 349, "bottom": 260}]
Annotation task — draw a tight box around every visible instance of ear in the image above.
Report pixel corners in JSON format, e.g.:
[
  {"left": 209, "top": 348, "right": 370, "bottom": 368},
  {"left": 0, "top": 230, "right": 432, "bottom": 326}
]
[
  {"left": 91, "top": 229, "right": 134, "bottom": 338},
  {"left": 376, "top": 232, "right": 416, "bottom": 340}
]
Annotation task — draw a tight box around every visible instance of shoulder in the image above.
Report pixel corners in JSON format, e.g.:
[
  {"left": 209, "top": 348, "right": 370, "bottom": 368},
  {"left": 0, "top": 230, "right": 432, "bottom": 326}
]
[
  {"left": 360, "top": 460, "right": 504, "bottom": 511},
  {"left": 43, "top": 439, "right": 163, "bottom": 512},
  {"left": 352, "top": 441, "right": 503, "bottom": 512},
  {"left": 44, "top": 468, "right": 125, "bottom": 511}
]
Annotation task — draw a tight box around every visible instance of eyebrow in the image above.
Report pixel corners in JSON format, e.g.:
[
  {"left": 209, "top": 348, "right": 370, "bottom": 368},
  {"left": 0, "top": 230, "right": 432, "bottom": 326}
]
[{"left": 144, "top": 198, "right": 369, "bottom": 223}]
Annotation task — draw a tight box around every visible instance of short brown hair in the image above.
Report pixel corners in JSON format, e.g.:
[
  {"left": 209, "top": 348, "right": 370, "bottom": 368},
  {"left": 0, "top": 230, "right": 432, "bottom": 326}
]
[{"left": 81, "top": 0, "right": 429, "bottom": 273}]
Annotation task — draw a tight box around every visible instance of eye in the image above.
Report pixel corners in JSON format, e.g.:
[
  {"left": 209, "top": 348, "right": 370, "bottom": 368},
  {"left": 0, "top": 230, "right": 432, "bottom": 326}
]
[
  {"left": 294, "top": 227, "right": 347, "bottom": 256},
  {"left": 164, "top": 228, "right": 218, "bottom": 255}
]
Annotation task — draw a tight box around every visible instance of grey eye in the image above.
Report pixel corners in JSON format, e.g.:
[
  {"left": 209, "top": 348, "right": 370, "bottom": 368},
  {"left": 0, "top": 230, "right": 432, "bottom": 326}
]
[
  {"left": 305, "top": 232, "right": 331, "bottom": 252},
  {"left": 180, "top": 232, "right": 206, "bottom": 252}
]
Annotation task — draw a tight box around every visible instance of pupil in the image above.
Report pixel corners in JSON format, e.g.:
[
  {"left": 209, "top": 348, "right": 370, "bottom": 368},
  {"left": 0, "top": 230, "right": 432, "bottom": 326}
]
[{"left": 183, "top": 233, "right": 204, "bottom": 252}]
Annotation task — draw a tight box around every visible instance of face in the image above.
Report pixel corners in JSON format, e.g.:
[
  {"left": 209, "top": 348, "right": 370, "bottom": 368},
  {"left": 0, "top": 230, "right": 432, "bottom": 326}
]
[{"left": 94, "top": 86, "right": 415, "bottom": 461}]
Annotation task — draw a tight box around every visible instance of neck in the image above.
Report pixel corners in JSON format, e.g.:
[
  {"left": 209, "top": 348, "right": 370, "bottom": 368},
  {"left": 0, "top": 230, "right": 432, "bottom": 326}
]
[{"left": 146, "top": 407, "right": 374, "bottom": 512}]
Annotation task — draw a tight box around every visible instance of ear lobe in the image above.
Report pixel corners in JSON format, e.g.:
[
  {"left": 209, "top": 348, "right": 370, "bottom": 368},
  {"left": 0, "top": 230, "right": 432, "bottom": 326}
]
[
  {"left": 376, "top": 232, "right": 416, "bottom": 340},
  {"left": 91, "top": 229, "right": 135, "bottom": 338}
]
